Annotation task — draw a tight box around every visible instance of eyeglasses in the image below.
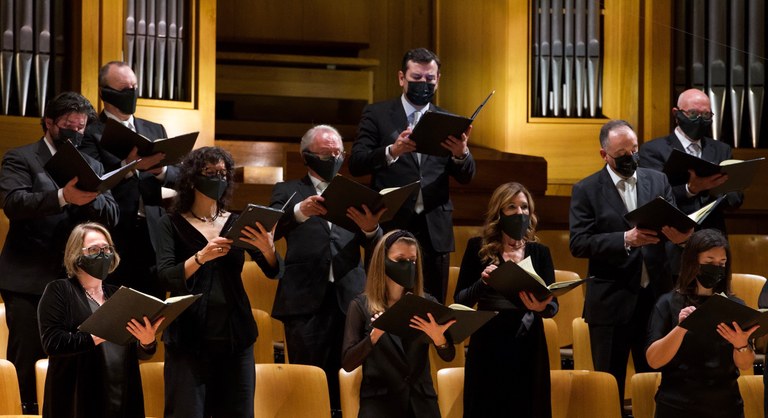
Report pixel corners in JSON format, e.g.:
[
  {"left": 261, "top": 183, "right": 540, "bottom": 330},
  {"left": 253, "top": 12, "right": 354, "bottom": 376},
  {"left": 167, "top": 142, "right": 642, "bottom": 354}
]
[
  {"left": 678, "top": 109, "right": 714, "bottom": 121},
  {"left": 303, "top": 150, "right": 345, "bottom": 162},
  {"left": 82, "top": 245, "right": 115, "bottom": 256},
  {"left": 201, "top": 169, "right": 227, "bottom": 179}
]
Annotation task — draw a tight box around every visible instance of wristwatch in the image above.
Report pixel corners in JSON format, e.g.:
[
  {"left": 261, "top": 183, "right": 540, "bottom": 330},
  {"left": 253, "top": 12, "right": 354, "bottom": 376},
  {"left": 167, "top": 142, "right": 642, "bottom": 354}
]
[{"left": 734, "top": 344, "right": 752, "bottom": 353}]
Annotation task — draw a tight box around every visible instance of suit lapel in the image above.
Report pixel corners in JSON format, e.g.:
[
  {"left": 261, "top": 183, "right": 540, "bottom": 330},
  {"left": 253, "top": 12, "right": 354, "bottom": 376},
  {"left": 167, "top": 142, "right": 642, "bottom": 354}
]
[
  {"left": 598, "top": 168, "right": 629, "bottom": 217},
  {"left": 35, "top": 139, "right": 59, "bottom": 187},
  {"left": 699, "top": 137, "right": 717, "bottom": 163},
  {"left": 300, "top": 175, "right": 330, "bottom": 233},
  {"left": 636, "top": 170, "right": 654, "bottom": 207}
]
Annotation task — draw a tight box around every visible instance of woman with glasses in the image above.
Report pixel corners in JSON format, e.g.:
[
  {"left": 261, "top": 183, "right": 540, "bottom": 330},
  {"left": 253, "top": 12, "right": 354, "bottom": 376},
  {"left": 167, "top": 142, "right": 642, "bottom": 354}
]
[
  {"left": 38, "top": 222, "right": 162, "bottom": 418},
  {"left": 341, "top": 230, "right": 455, "bottom": 418},
  {"left": 155, "top": 146, "right": 280, "bottom": 418}
]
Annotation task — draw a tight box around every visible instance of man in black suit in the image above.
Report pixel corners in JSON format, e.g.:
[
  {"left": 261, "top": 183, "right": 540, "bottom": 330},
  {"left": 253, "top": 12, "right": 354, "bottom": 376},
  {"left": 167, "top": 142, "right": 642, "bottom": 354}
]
[
  {"left": 0, "top": 92, "right": 119, "bottom": 413},
  {"left": 639, "top": 88, "right": 743, "bottom": 234},
  {"left": 269, "top": 125, "right": 383, "bottom": 416},
  {"left": 349, "top": 48, "right": 476, "bottom": 303},
  {"left": 80, "top": 61, "right": 179, "bottom": 298},
  {"left": 569, "top": 120, "right": 691, "bottom": 408}
]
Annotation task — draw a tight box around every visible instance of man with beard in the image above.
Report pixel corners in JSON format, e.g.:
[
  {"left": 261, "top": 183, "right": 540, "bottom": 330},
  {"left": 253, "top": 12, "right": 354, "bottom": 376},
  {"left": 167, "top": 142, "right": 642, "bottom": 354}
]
[
  {"left": 80, "top": 61, "right": 179, "bottom": 298},
  {"left": 269, "top": 125, "right": 383, "bottom": 417},
  {"left": 0, "top": 92, "right": 119, "bottom": 413},
  {"left": 349, "top": 48, "right": 476, "bottom": 304},
  {"left": 569, "top": 120, "right": 691, "bottom": 413}
]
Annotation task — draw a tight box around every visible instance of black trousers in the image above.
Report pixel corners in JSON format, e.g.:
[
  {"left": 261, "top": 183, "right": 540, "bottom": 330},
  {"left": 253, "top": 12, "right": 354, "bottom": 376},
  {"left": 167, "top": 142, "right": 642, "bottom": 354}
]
[
  {"left": 163, "top": 343, "right": 255, "bottom": 418},
  {"left": 106, "top": 217, "right": 165, "bottom": 299},
  {"left": 282, "top": 283, "right": 345, "bottom": 411},
  {"left": 407, "top": 214, "right": 450, "bottom": 303},
  {"left": 0, "top": 290, "right": 45, "bottom": 406},
  {"left": 588, "top": 287, "right": 654, "bottom": 406}
]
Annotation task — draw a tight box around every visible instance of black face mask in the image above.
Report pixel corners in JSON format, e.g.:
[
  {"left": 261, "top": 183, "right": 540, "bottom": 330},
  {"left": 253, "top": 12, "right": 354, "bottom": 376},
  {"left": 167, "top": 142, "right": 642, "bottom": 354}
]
[
  {"left": 385, "top": 258, "right": 416, "bottom": 289},
  {"left": 78, "top": 253, "right": 113, "bottom": 280},
  {"left": 54, "top": 128, "right": 83, "bottom": 148},
  {"left": 303, "top": 152, "right": 343, "bottom": 182},
  {"left": 405, "top": 82, "right": 436, "bottom": 106},
  {"left": 499, "top": 213, "right": 530, "bottom": 241},
  {"left": 612, "top": 152, "right": 639, "bottom": 178},
  {"left": 194, "top": 175, "right": 228, "bottom": 201},
  {"left": 675, "top": 110, "right": 712, "bottom": 141},
  {"left": 101, "top": 86, "right": 138, "bottom": 115},
  {"left": 696, "top": 264, "right": 726, "bottom": 289}
]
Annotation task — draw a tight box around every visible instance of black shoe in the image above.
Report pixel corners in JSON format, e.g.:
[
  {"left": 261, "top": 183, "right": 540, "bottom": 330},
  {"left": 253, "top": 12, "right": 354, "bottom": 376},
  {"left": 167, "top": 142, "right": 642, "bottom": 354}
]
[
  {"left": 22, "top": 402, "right": 39, "bottom": 415},
  {"left": 331, "top": 408, "right": 343, "bottom": 418}
]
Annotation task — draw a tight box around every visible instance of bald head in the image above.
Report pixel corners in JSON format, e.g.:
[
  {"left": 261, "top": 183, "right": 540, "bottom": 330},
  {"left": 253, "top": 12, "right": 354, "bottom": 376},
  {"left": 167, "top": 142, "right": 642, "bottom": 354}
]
[{"left": 676, "top": 89, "right": 711, "bottom": 113}]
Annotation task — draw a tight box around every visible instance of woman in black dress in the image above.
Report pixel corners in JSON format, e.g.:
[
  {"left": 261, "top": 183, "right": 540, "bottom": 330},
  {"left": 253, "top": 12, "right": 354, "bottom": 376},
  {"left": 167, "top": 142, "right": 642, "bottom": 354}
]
[
  {"left": 646, "top": 229, "right": 756, "bottom": 418},
  {"left": 38, "top": 222, "right": 162, "bottom": 418},
  {"left": 342, "top": 230, "right": 456, "bottom": 418},
  {"left": 155, "top": 147, "right": 280, "bottom": 418},
  {"left": 454, "top": 182, "right": 558, "bottom": 418}
]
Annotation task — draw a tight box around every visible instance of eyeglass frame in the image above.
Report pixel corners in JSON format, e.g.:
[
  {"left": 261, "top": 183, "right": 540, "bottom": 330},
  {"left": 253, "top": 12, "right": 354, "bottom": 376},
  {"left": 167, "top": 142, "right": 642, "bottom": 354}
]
[
  {"left": 678, "top": 108, "right": 714, "bottom": 121},
  {"left": 302, "top": 149, "right": 346, "bottom": 162},
  {"left": 82, "top": 245, "right": 115, "bottom": 256}
]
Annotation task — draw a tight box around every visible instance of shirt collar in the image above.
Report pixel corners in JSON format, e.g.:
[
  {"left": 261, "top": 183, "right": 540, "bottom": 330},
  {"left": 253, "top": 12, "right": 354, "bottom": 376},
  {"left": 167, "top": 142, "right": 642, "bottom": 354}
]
[
  {"left": 43, "top": 135, "right": 57, "bottom": 156},
  {"left": 307, "top": 173, "right": 328, "bottom": 193},
  {"left": 674, "top": 126, "right": 700, "bottom": 150},
  {"left": 605, "top": 164, "right": 637, "bottom": 187},
  {"left": 400, "top": 94, "right": 430, "bottom": 119},
  {"left": 104, "top": 110, "right": 136, "bottom": 129}
]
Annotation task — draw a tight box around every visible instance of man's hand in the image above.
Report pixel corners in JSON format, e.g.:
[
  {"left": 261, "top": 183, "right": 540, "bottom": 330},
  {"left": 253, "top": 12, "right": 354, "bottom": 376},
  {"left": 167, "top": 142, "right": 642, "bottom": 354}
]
[
  {"left": 390, "top": 128, "right": 417, "bottom": 158},
  {"left": 299, "top": 195, "right": 327, "bottom": 217},
  {"left": 441, "top": 125, "right": 472, "bottom": 158},
  {"left": 126, "top": 146, "right": 165, "bottom": 171},
  {"left": 687, "top": 169, "right": 728, "bottom": 195},
  {"left": 624, "top": 227, "right": 660, "bottom": 247},
  {"left": 661, "top": 225, "right": 694, "bottom": 245},
  {"left": 346, "top": 204, "right": 386, "bottom": 233},
  {"left": 62, "top": 177, "right": 99, "bottom": 206}
]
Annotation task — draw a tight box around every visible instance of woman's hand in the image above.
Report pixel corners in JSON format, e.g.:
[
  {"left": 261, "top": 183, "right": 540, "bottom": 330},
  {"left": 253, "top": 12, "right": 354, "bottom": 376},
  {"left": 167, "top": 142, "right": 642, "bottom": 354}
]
[
  {"left": 126, "top": 316, "right": 165, "bottom": 346},
  {"left": 370, "top": 312, "right": 385, "bottom": 345},
  {"left": 198, "top": 237, "right": 233, "bottom": 264},
  {"left": 480, "top": 264, "right": 498, "bottom": 284},
  {"left": 347, "top": 204, "right": 386, "bottom": 234},
  {"left": 409, "top": 312, "right": 456, "bottom": 347},
  {"left": 240, "top": 222, "right": 275, "bottom": 255},
  {"left": 678, "top": 306, "right": 696, "bottom": 323},
  {"left": 716, "top": 321, "right": 759, "bottom": 349},
  {"left": 519, "top": 291, "right": 552, "bottom": 313}
]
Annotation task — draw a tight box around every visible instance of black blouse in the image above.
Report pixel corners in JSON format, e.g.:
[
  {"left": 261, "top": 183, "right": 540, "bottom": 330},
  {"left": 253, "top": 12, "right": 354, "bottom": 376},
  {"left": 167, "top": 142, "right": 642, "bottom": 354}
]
[{"left": 155, "top": 212, "right": 281, "bottom": 353}]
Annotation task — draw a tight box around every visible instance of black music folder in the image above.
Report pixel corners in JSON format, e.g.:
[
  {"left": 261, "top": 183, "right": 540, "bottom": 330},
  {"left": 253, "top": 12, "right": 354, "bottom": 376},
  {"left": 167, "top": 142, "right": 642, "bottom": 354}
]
[
  {"left": 662, "top": 148, "right": 765, "bottom": 196},
  {"left": 78, "top": 287, "right": 201, "bottom": 345},
  {"left": 319, "top": 175, "right": 420, "bottom": 232},
  {"left": 409, "top": 90, "right": 495, "bottom": 157},
  {"left": 222, "top": 192, "right": 296, "bottom": 250},
  {"left": 372, "top": 293, "right": 497, "bottom": 343},
  {"left": 678, "top": 294, "right": 768, "bottom": 339},
  {"left": 624, "top": 195, "right": 723, "bottom": 232},
  {"left": 487, "top": 257, "right": 588, "bottom": 302},
  {"left": 100, "top": 119, "right": 199, "bottom": 169},
  {"left": 44, "top": 139, "right": 140, "bottom": 193}
]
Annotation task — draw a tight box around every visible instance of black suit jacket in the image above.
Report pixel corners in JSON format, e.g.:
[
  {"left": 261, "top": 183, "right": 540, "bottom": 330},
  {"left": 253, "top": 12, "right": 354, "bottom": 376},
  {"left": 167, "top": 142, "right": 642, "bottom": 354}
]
[
  {"left": 569, "top": 167, "right": 675, "bottom": 325},
  {"left": 80, "top": 112, "right": 180, "bottom": 235},
  {"left": 269, "top": 175, "right": 380, "bottom": 319},
  {"left": 0, "top": 139, "right": 119, "bottom": 295},
  {"left": 639, "top": 133, "right": 743, "bottom": 232},
  {"left": 349, "top": 98, "right": 476, "bottom": 253}
]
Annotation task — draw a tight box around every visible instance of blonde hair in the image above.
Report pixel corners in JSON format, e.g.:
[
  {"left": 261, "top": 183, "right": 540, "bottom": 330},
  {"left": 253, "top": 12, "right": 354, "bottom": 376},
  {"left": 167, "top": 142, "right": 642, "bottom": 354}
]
[
  {"left": 364, "top": 230, "right": 424, "bottom": 314},
  {"left": 479, "top": 182, "right": 538, "bottom": 264},
  {"left": 63, "top": 222, "right": 120, "bottom": 278}
]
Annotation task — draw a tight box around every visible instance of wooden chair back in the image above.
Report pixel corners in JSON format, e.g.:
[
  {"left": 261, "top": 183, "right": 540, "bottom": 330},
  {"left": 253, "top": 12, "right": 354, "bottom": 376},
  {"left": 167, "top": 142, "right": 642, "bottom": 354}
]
[
  {"left": 252, "top": 309, "right": 275, "bottom": 364},
  {"left": 552, "top": 270, "right": 584, "bottom": 347},
  {"left": 436, "top": 367, "right": 464, "bottom": 418},
  {"left": 34, "top": 359, "right": 47, "bottom": 413},
  {"left": 429, "top": 342, "right": 465, "bottom": 391},
  {"left": 630, "top": 372, "right": 660, "bottom": 418},
  {"left": 543, "top": 318, "right": 561, "bottom": 370},
  {"left": 253, "top": 364, "right": 331, "bottom": 418},
  {"left": 338, "top": 366, "right": 362, "bottom": 418},
  {"left": 738, "top": 374, "right": 765, "bottom": 418},
  {"left": 0, "top": 360, "right": 21, "bottom": 415},
  {"left": 550, "top": 370, "right": 622, "bottom": 418},
  {"left": 0, "top": 305, "right": 7, "bottom": 359},
  {"left": 446, "top": 266, "right": 460, "bottom": 306},
  {"left": 731, "top": 273, "right": 767, "bottom": 310},
  {"left": 139, "top": 361, "right": 165, "bottom": 418},
  {"left": 242, "top": 261, "right": 286, "bottom": 358},
  {"left": 571, "top": 317, "right": 593, "bottom": 371}
]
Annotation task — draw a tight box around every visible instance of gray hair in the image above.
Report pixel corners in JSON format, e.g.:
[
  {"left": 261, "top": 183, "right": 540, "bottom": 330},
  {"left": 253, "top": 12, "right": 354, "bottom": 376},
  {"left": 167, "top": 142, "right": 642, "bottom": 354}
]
[
  {"left": 598, "top": 119, "right": 634, "bottom": 149},
  {"left": 299, "top": 125, "right": 343, "bottom": 152}
]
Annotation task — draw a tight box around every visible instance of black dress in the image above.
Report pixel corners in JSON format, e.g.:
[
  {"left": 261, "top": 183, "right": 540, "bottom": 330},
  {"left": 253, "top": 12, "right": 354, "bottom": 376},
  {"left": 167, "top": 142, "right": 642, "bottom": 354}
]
[
  {"left": 155, "top": 212, "right": 281, "bottom": 418},
  {"left": 37, "top": 278, "right": 154, "bottom": 418},
  {"left": 341, "top": 294, "right": 455, "bottom": 418},
  {"left": 454, "top": 237, "right": 558, "bottom": 418},
  {"left": 646, "top": 292, "right": 745, "bottom": 418}
]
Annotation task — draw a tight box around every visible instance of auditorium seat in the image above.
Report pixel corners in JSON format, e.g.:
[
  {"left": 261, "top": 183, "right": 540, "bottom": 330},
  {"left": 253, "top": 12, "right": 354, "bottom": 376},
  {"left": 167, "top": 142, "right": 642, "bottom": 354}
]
[
  {"left": 731, "top": 273, "right": 766, "bottom": 310},
  {"left": 139, "top": 361, "right": 165, "bottom": 418},
  {"left": 737, "top": 374, "right": 764, "bottom": 418},
  {"left": 0, "top": 360, "right": 21, "bottom": 415},
  {"left": 571, "top": 317, "right": 636, "bottom": 400},
  {"left": 543, "top": 318, "right": 560, "bottom": 370},
  {"left": 0, "top": 305, "right": 8, "bottom": 359},
  {"left": 630, "top": 372, "right": 660, "bottom": 418},
  {"left": 729, "top": 235, "right": 768, "bottom": 280},
  {"left": 450, "top": 226, "right": 484, "bottom": 267},
  {"left": 241, "top": 260, "right": 287, "bottom": 362},
  {"left": 550, "top": 370, "right": 622, "bottom": 418},
  {"left": 436, "top": 367, "right": 464, "bottom": 418},
  {"left": 429, "top": 342, "right": 465, "bottom": 391},
  {"left": 552, "top": 270, "right": 584, "bottom": 349},
  {"left": 536, "top": 230, "right": 588, "bottom": 279},
  {"left": 338, "top": 366, "right": 362, "bottom": 418},
  {"left": 34, "top": 359, "right": 47, "bottom": 413},
  {"left": 252, "top": 309, "right": 275, "bottom": 363},
  {"left": 446, "top": 266, "right": 460, "bottom": 306},
  {"left": 254, "top": 364, "right": 331, "bottom": 418}
]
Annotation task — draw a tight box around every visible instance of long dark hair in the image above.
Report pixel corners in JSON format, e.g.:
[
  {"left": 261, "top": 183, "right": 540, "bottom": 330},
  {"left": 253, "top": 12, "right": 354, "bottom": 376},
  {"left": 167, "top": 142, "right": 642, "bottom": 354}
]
[
  {"left": 171, "top": 146, "right": 235, "bottom": 215},
  {"left": 676, "top": 228, "right": 732, "bottom": 296}
]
